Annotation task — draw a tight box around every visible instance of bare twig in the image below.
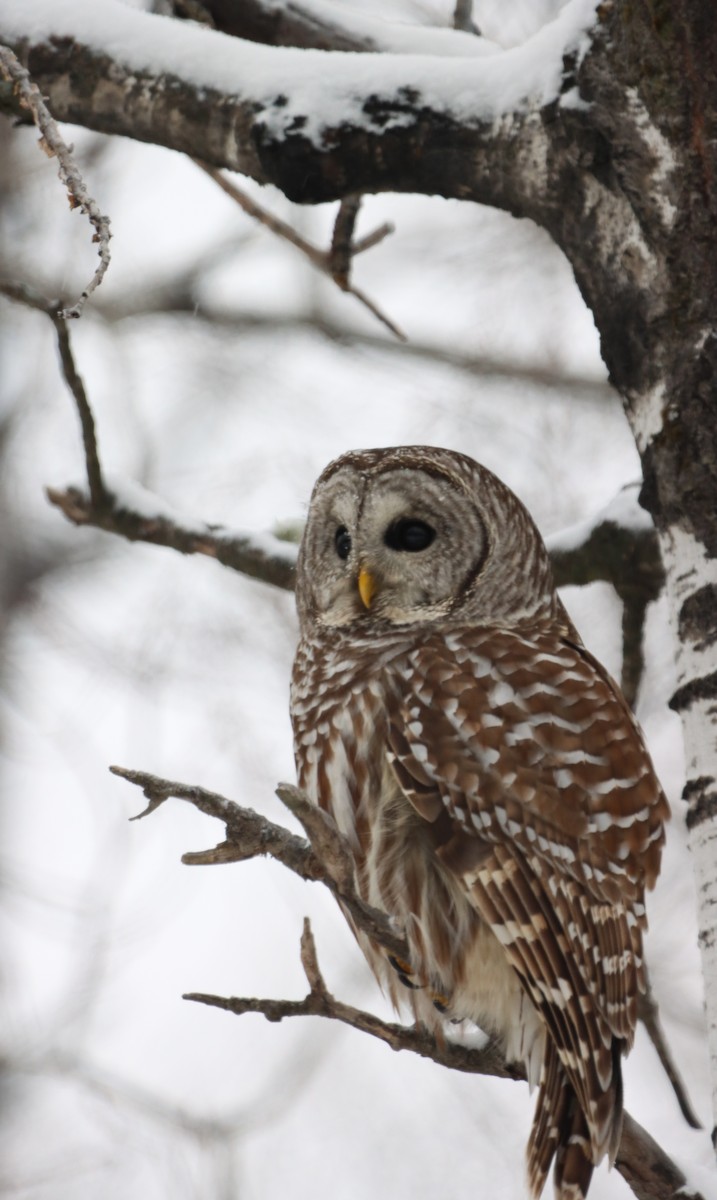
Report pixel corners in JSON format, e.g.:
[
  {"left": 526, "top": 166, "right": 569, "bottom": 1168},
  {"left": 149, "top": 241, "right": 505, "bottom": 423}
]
[
  {"left": 50, "top": 316, "right": 106, "bottom": 508},
  {"left": 329, "top": 195, "right": 362, "bottom": 287},
  {"left": 453, "top": 0, "right": 480, "bottom": 35},
  {"left": 93, "top": 287, "right": 613, "bottom": 403},
  {"left": 0, "top": 46, "right": 111, "bottom": 318},
  {"left": 1, "top": 281, "right": 107, "bottom": 507},
  {"left": 193, "top": 161, "right": 403, "bottom": 339},
  {"left": 276, "top": 782, "right": 356, "bottom": 893},
  {"left": 186, "top": 917, "right": 517, "bottom": 1078},
  {"left": 111, "top": 766, "right": 408, "bottom": 961},
  {"left": 638, "top": 981, "right": 702, "bottom": 1129}
]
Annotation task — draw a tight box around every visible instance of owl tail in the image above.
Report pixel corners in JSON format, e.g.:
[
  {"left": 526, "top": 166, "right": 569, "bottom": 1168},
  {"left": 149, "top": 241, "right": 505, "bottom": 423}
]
[{"left": 527, "top": 1039, "right": 622, "bottom": 1200}]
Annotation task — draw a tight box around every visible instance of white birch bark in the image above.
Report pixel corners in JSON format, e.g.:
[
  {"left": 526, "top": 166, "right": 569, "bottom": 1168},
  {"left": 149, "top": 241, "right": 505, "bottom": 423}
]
[{"left": 657, "top": 523, "right": 717, "bottom": 1145}]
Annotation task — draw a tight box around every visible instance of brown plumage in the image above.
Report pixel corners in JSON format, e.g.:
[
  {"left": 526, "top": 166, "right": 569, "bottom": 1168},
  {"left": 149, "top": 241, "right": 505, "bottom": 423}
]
[{"left": 290, "top": 446, "right": 668, "bottom": 1199}]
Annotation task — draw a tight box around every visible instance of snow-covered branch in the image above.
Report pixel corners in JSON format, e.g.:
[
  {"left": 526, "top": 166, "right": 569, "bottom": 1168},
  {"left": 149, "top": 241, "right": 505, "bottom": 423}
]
[
  {"left": 47, "top": 483, "right": 297, "bottom": 591},
  {"left": 2, "top": 0, "right": 598, "bottom": 213}
]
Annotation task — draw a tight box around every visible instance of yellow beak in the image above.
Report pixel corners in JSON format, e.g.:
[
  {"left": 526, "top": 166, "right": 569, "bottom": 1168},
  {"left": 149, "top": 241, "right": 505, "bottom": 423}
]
[{"left": 357, "top": 567, "right": 377, "bottom": 609}]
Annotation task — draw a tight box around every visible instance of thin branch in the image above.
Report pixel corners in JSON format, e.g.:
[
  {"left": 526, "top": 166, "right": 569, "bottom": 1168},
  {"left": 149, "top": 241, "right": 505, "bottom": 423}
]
[
  {"left": 453, "top": 1, "right": 480, "bottom": 36},
  {"left": 638, "top": 982, "right": 702, "bottom": 1129},
  {"left": 329, "top": 194, "right": 362, "bottom": 288},
  {"left": 49, "top": 316, "right": 106, "bottom": 508},
  {"left": 46, "top": 484, "right": 297, "bottom": 590},
  {"left": 186, "top": 917, "right": 517, "bottom": 1079},
  {"left": 0, "top": 45, "right": 111, "bottom": 319},
  {"left": 193, "top": 162, "right": 403, "bottom": 339},
  {"left": 0, "top": 281, "right": 107, "bottom": 507},
  {"left": 111, "top": 766, "right": 407, "bottom": 961},
  {"left": 90, "top": 286, "right": 614, "bottom": 404}
]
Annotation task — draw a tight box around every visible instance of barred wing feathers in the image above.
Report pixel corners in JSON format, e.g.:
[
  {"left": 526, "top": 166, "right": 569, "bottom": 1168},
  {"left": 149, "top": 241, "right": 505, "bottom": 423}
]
[{"left": 386, "top": 625, "right": 668, "bottom": 1181}]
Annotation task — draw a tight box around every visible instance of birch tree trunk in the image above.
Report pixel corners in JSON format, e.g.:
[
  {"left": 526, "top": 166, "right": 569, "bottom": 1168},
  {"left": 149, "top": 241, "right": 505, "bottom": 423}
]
[{"left": 3, "top": 0, "right": 717, "bottom": 1142}]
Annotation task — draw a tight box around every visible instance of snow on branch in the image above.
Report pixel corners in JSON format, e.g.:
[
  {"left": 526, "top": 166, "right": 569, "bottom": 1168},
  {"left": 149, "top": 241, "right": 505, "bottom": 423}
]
[
  {"left": 112, "top": 763, "right": 703, "bottom": 1200},
  {"left": 46, "top": 480, "right": 298, "bottom": 591},
  {"left": 1, "top": 0, "right": 599, "bottom": 211}
]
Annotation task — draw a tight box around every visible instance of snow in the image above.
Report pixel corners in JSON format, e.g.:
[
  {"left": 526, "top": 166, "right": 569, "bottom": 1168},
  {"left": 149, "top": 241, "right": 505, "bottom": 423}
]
[
  {"left": 546, "top": 481, "right": 652, "bottom": 553},
  {"left": 1, "top": 0, "right": 600, "bottom": 144},
  {"left": 266, "top": 0, "right": 502, "bottom": 57},
  {"left": 106, "top": 472, "right": 198, "bottom": 522},
  {"left": 105, "top": 472, "right": 299, "bottom": 565}
]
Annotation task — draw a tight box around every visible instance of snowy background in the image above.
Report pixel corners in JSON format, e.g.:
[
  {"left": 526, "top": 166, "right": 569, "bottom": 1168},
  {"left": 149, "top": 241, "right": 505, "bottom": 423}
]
[{"left": 0, "top": 1, "right": 713, "bottom": 1197}]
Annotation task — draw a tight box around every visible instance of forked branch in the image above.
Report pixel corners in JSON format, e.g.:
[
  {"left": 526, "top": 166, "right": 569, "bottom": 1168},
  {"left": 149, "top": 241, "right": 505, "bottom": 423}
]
[{"left": 194, "top": 163, "right": 403, "bottom": 339}]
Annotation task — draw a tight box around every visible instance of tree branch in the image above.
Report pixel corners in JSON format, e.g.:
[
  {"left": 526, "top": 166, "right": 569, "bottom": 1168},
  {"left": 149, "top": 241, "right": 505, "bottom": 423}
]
[
  {"left": 47, "top": 484, "right": 297, "bottom": 589},
  {"left": 112, "top": 766, "right": 407, "bottom": 962},
  {"left": 193, "top": 163, "right": 403, "bottom": 339},
  {"left": 186, "top": 917, "right": 517, "bottom": 1079},
  {"left": 0, "top": 44, "right": 111, "bottom": 318},
  {"left": 0, "top": 281, "right": 108, "bottom": 508},
  {"left": 637, "top": 983, "right": 702, "bottom": 1130},
  {"left": 92, "top": 286, "right": 614, "bottom": 403},
  {"left": 1, "top": 0, "right": 592, "bottom": 214},
  {"left": 112, "top": 765, "right": 703, "bottom": 1200}
]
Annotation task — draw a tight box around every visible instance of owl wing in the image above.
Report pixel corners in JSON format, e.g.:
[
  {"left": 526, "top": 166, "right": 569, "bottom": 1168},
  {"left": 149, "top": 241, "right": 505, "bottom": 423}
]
[{"left": 385, "top": 625, "right": 668, "bottom": 1159}]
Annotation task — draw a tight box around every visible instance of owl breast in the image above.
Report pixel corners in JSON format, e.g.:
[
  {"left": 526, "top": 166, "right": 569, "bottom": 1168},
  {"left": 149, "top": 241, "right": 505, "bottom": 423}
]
[{"left": 291, "top": 629, "right": 544, "bottom": 1080}]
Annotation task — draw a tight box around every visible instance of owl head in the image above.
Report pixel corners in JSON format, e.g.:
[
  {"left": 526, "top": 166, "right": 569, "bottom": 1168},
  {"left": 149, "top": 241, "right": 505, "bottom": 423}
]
[{"left": 295, "top": 446, "right": 560, "bottom": 632}]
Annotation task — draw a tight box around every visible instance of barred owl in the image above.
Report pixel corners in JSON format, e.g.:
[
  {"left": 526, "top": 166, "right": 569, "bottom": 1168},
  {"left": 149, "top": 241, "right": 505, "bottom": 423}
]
[{"left": 290, "top": 446, "right": 668, "bottom": 1200}]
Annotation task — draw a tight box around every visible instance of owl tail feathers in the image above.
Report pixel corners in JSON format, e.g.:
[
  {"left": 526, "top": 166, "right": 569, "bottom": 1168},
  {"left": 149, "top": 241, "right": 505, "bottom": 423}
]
[{"left": 527, "top": 1041, "right": 623, "bottom": 1200}]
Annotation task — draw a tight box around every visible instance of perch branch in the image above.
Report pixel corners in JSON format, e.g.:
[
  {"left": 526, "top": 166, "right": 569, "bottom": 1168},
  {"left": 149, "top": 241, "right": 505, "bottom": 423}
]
[
  {"left": 0, "top": 45, "right": 111, "bottom": 318},
  {"left": 183, "top": 918, "right": 698, "bottom": 1200},
  {"left": 193, "top": 162, "right": 403, "bottom": 339},
  {"left": 186, "top": 917, "right": 517, "bottom": 1080}
]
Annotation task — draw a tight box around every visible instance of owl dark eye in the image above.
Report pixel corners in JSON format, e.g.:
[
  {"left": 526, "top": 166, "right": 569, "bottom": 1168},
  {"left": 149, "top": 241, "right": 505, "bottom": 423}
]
[
  {"left": 384, "top": 518, "right": 435, "bottom": 553},
  {"left": 334, "top": 525, "right": 352, "bottom": 560}
]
